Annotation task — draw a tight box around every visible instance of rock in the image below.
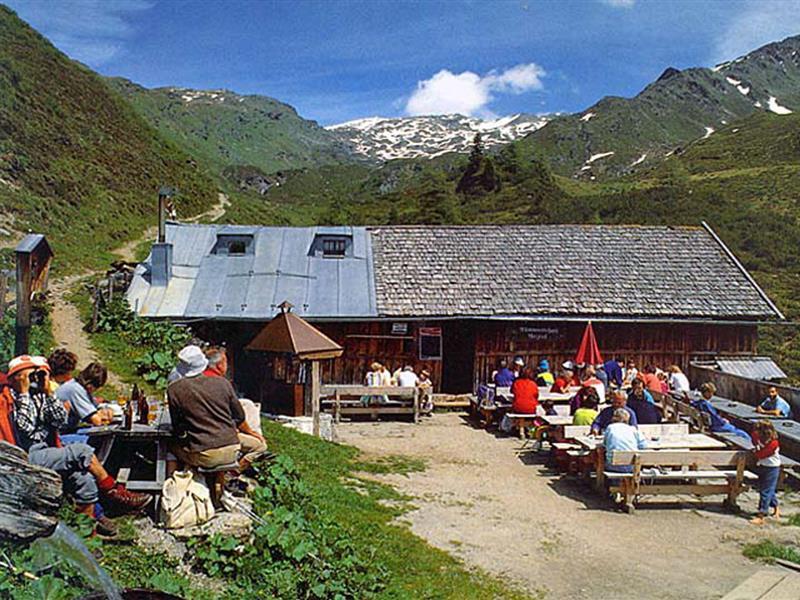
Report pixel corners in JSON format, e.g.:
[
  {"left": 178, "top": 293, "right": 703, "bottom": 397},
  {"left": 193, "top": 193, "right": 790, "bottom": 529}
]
[{"left": 0, "top": 441, "right": 63, "bottom": 542}]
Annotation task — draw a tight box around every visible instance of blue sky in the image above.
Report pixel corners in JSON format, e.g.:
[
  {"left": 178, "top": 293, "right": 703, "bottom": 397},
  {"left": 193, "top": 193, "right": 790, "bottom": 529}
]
[{"left": 7, "top": 0, "right": 800, "bottom": 125}]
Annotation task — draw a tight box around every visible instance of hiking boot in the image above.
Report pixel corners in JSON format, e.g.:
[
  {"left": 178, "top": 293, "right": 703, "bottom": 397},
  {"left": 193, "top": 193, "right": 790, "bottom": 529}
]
[
  {"left": 95, "top": 515, "right": 118, "bottom": 538},
  {"left": 105, "top": 485, "right": 153, "bottom": 513}
]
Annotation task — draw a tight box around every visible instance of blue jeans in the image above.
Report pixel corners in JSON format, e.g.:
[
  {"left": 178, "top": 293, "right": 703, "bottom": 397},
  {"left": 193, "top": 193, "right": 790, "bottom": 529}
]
[
  {"left": 757, "top": 465, "right": 780, "bottom": 515},
  {"left": 28, "top": 442, "right": 99, "bottom": 504}
]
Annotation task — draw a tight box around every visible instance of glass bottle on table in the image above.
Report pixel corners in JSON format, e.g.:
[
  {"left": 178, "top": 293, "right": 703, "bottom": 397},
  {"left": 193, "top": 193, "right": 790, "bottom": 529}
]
[{"left": 124, "top": 389, "right": 135, "bottom": 430}]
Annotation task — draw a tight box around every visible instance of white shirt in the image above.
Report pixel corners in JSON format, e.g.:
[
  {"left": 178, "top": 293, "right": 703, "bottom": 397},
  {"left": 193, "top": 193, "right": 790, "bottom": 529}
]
[
  {"left": 396, "top": 371, "right": 419, "bottom": 387},
  {"left": 669, "top": 372, "right": 690, "bottom": 393}
]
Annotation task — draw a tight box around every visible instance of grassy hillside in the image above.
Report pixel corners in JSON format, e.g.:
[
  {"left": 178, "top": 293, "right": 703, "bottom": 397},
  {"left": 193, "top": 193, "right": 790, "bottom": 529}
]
[
  {"left": 0, "top": 6, "right": 218, "bottom": 270},
  {"left": 514, "top": 34, "right": 800, "bottom": 179},
  {"left": 107, "top": 77, "right": 358, "bottom": 176}
]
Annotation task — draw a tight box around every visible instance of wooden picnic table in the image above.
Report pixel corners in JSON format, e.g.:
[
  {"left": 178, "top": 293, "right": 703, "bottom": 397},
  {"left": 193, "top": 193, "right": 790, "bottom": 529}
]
[
  {"left": 709, "top": 397, "right": 788, "bottom": 421},
  {"left": 539, "top": 414, "right": 574, "bottom": 426},
  {"left": 82, "top": 409, "right": 173, "bottom": 493},
  {"left": 574, "top": 432, "right": 728, "bottom": 452}
]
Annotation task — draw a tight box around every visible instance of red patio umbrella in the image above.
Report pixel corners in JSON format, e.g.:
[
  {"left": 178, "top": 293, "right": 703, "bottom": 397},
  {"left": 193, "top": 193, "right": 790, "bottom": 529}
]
[{"left": 575, "top": 321, "right": 603, "bottom": 367}]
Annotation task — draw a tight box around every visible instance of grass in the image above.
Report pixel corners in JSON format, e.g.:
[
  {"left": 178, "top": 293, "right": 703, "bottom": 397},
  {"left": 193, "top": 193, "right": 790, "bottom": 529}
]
[
  {"left": 263, "top": 420, "right": 535, "bottom": 599},
  {"left": 743, "top": 540, "right": 800, "bottom": 565}
]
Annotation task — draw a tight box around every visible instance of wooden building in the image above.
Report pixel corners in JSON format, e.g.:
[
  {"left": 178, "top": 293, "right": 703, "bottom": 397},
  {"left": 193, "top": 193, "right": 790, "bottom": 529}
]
[{"left": 127, "top": 222, "right": 783, "bottom": 410}]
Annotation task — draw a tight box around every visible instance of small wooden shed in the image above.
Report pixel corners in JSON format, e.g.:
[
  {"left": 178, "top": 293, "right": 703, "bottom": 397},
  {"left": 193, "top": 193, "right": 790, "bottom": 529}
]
[{"left": 246, "top": 302, "right": 343, "bottom": 436}]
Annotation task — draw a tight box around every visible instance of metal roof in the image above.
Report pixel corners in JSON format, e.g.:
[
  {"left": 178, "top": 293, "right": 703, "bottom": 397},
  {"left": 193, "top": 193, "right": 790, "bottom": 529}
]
[
  {"left": 127, "top": 223, "right": 782, "bottom": 323},
  {"left": 126, "top": 223, "right": 377, "bottom": 320},
  {"left": 716, "top": 358, "right": 787, "bottom": 381}
]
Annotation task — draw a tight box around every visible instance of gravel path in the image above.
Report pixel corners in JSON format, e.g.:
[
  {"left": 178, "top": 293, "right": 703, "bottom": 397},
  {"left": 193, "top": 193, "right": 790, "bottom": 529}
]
[{"left": 336, "top": 412, "right": 798, "bottom": 600}]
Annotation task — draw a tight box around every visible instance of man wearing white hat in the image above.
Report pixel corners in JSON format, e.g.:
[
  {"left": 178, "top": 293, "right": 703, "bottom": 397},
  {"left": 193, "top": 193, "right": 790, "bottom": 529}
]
[{"left": 167, "top": 345, "right": 243, "bottom": 469}]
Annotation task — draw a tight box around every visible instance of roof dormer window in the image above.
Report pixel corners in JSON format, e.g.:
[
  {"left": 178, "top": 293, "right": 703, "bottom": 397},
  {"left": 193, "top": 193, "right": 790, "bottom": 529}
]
[
  {"left": 211, "top": 234, "right": 254, "bottom": 256},
  {"left": 309, "top": 233, "right": 352, "bottom": 258}
]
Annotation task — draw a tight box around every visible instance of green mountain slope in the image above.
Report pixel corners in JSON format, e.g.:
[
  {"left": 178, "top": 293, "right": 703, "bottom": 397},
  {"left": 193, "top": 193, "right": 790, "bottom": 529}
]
[
  {"left": 517, "top": 34, "right": 800, "bottom": 179},
  {"left": 107, "top": 77, "right": 358, "bottom": 177},
  {"left": 0, "top": 6, "right": 218, "bottom": 270}
]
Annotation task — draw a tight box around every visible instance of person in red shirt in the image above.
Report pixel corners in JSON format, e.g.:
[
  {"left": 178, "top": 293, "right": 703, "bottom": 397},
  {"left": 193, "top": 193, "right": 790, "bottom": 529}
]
[
  {"left": 511, "top": 367, "right": 539, "bottom": 414},
  {"left": 550, "top": 368, "right": 574, "bottom": 394},
  {"left": 640, "top": 364, "right": 662, "bottom": 394},
  {"left": 751, "top": 420, "right": 781, "bottom": 524}
]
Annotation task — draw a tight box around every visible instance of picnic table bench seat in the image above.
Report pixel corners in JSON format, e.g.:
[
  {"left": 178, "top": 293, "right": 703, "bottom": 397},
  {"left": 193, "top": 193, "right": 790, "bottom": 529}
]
[
  {"left": 320, "top": 385, "right": 420, "bottom": 423},
  {"left": 604, "top": 449, "right": 755, "bottom": 514}
]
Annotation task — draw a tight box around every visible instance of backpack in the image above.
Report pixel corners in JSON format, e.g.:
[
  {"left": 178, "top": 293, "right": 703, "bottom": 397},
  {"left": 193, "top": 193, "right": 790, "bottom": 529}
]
[{"left": 160, "top": 470, "right": 215, "bottom": 529}]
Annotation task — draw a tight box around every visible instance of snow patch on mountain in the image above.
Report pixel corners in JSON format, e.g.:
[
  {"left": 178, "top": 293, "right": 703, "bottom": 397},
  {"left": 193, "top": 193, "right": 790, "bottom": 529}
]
[
  {"left": 580, "top": 112, "right": 596, "bottom": 122},
  {"left": 586, "top": 151, "right": 614, "bottom": 164},
  {"left": 767, "top": 96, "right": 793, "bottom": 115},
  {"left": 327, "top": 113, "right": 550, "bottom": 160},
  {"left": 630, "top": 153, "right": 647, "bottom": 167},
  {"left": 703, "top": 126, "right": 714, "bottom": 139}
]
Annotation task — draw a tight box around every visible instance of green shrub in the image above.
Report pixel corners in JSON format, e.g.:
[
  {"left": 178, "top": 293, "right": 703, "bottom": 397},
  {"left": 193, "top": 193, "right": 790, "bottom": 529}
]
[{"left": 189, "top": 455, "right": 387, "bottom": 599}]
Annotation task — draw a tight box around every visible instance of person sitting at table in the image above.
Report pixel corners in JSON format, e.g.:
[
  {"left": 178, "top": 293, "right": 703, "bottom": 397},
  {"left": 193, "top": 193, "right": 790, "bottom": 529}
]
[
  {"left": 203, "top": 346, "right": 267, "bottom": 468},
  {"left": 511, "top": 367, "right": 539, "bottom": 414},
  {"left": 57, "top": 362, "right": 114, "bottom": 433},
  {"left": 603, "top": 357, "right": 625, "bottom": 388},
  {"left": 627, "top": 381, "right": 661, "bottom": 425},
  {"left": 47, "top": 348, "right": 78, "bottom": 395},
  {"left": 581, "top": 366, "right": 605, "bottom": 402},
  {"left": 551, "top": 368, "right": 574, "bottom": 394},
  {"left": 591, "top": 390, "right": 638, "bottom": 435},
  {"left": 572, "top": 393, "right": 599, "bottom": 426},
  {"left": 536, "top": 359, "right": 555, "bottom": 386},
  {"left": 9, "top": 355, "right": 152, "bottom": 537},
  {"left": 639, "top": 364, "right": 661, "bottom": 394},
  {"left": 668, "top": 365, "right": 690, "bottom": 394},
  {"left": 167, "top": 346, "right": 246, "bottom": 470},
  {"left": 512, "top": 356, "right": 525, "bottom": 380},
  {"left": 493, "top": 359, "right": 515, "bottom": 387},
  {"left": 692, "top": 382, "right": 749, "bottom": 439},
  {"left": 623, "top": 360, "right": 638, "bottom": 387},
  {"left": 570, "top": 385, "right": 600, "bottom": 415},
  {"left": 594, "top": 362, "right": 609, "bottom": 390},
  {"left": 757, "top": 386, "right": 792, "bottom": 419},
  {"left": 604, "top": 408, "right": 648, "bottom": 474}
]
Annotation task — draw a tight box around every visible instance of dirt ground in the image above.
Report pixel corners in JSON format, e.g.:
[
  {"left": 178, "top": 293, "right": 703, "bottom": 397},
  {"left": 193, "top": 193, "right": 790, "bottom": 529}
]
[{"left": 336, "top": 412, "right": 800, "bottom": 600}]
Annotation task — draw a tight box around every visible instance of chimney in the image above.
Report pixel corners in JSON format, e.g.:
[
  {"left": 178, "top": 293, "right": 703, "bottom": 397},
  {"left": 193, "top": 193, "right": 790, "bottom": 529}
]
[
  {"left": 151, "top": 242, "right": 173, "bottom": 287},
  {"left": 152, "top": 186, "right": 175, "bottom": 287}
]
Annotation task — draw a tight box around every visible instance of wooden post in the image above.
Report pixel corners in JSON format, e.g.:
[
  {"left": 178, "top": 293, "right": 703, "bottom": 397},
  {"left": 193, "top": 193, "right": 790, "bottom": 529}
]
[
  {"left": 15, "top": 250, "right": 32, "bottom": 356},
  {"left": 413, "top": 387, "right": 420, "bottom": 424},
  {"left": 311, "top": 360, "right": 321, "bottom": 437},
  {"left": 0, "top": 270, "right": 8, "bottom": 319},
  {"left": 334, "top": 388, "right": 341, "bottom": 424}
]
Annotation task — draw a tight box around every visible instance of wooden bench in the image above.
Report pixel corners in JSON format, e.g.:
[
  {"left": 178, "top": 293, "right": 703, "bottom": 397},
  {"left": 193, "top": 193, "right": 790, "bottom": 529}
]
[
  {"left": 321, "top": 385, "right": 419, "bottom": 423},
  {"left": 602, "top": 449, "right": 755, "bottom": 513},
  {"left": 722, "top": 568, "right": 800, "bottom": 600},
  {"left": 654, "top": 392, "right": 712, "bottom": 432}
]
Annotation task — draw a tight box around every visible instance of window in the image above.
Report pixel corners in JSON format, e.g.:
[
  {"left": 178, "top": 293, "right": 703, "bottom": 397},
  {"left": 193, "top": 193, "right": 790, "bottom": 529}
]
[
  {"left": 419, "top": 327, "right": 443, "bottom": 360},
  {"left": 322, "top": 238, "right": 346, "bottom": 258},
  {"left": 211, "top": 234, "right": 254, "bottom": 256}
]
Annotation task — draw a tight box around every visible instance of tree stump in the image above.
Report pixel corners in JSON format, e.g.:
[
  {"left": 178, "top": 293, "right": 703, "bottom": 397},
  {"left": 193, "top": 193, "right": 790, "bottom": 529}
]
[{"left": 0, "top": 441, "right": 63, "bottom": 542}]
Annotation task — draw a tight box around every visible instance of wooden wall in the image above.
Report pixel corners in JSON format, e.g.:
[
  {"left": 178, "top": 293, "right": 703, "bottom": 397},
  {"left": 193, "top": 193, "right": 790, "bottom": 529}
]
[
  {"left": 198, "top": 318, "right": 760, "bottom": 400},
  {"left": 472, "top": 320, "right": 758, "bottom": 392}
]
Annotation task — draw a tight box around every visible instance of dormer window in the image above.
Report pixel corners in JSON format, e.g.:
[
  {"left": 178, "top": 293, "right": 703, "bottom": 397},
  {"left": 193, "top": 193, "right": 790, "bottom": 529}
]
[
  {"left": 322, "top": 238, "right": 346, "bottom": 258},
  {"left": 309, "top": 233, "right": 352, "bottom": 258},
  {"left": 211, "top": 234, "right": 254, "bottom": 256}
]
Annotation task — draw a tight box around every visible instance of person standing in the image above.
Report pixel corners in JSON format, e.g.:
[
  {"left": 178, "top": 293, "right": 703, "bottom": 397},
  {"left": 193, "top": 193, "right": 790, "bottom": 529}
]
[
  {"left": 756, "top": 387, "right": 792, "bottom": 418},
  {"left": 603, "top": 357, "right": 625, "bottom": 388},
  {"left": 750, "top": 420, "right": 781, "bottom": 525}
]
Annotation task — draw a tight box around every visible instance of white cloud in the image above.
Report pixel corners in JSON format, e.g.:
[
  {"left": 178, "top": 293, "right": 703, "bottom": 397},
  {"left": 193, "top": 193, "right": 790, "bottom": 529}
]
[
  {"left": 712, "top": 0, "right": 800, "bottom": 65},
  {"left": 6, "top": 0, "right": 152, "bottom": 66},
  {"left": 405, "top": 63, "right": 545, "bottom": 117},
  {"left": 600, "top": 0, "right": 636, "bottom": 8}
]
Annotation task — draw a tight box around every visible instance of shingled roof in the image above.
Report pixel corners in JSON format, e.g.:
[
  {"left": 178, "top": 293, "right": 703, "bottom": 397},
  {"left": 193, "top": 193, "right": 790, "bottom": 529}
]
[{"left": 368, "top": 224, "right": 782, "bottom": 320}]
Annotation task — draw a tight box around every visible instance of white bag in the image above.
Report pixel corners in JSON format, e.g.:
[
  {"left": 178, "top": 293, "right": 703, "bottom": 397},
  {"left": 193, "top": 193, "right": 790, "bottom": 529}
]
[{"left": 160, "top": 470, "right": 215, "bottom": 529}]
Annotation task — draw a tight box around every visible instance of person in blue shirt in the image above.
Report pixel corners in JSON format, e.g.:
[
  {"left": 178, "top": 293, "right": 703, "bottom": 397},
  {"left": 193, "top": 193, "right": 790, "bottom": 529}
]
[
  {"left": 604, "top": 408, "right": 649, "bottom": 474},
  {"left": 591, "top": 390, "right": 638, "bottom": 435},
  {"left": 692, "top": 382, "right": 749, "bottom": 439},
  {"left": 757, "top": 387, "right": 792, "bottom": 419},
  {"left": 603, "top": 357, "right": 624, "bottom": 388},
  {"left": 627, "top": 379, "right": 661, "bottom": 425},
  {"left": 493, "top": 359, "right": 515, "bottom": 387}
]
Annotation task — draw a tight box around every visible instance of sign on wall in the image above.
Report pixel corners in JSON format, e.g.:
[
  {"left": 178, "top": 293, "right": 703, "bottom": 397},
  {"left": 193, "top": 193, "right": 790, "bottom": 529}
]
[{"left": 518, "top": 326, "right": 560, "bottom": 341}]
